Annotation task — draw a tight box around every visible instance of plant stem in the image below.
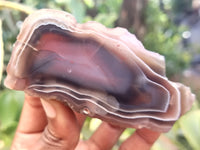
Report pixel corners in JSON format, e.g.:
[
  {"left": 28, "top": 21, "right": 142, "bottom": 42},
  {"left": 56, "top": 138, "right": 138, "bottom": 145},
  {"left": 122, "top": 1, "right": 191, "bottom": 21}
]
[{"left": 0, "top": 1, "right": 35, "bottom": 14}]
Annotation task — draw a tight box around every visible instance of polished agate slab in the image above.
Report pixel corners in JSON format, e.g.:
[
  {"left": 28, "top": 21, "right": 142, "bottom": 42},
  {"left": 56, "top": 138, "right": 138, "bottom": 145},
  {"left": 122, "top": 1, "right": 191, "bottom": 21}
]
[{"left": 4, "top": 9, "right": 195, "bottom": 132}]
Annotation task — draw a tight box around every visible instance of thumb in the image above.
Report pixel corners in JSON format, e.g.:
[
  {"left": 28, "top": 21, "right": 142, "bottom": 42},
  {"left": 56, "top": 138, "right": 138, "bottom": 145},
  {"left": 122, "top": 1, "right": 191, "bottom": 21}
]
[{"left": 36, "top": 99, "right": 80, "bottom": 150}]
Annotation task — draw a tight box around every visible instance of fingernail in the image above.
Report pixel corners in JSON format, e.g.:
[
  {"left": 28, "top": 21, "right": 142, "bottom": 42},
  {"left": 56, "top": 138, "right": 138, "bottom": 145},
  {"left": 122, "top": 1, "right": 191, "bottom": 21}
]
[{"left": 41, "top": 99, "right": 56, "bottom": 119}]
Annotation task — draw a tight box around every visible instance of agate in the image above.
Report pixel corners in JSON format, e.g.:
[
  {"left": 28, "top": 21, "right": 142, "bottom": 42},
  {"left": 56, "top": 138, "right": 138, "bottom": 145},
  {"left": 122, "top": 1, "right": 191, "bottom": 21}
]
[{"left": 4, "top": 9, "right": 195, "bottom": 132}]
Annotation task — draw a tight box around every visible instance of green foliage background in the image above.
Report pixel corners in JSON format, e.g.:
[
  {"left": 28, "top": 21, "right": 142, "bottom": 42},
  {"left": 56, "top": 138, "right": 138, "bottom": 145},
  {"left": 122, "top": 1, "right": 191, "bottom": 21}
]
[{"left": 0, "top": 0, "right": 199, "bottom": 150}]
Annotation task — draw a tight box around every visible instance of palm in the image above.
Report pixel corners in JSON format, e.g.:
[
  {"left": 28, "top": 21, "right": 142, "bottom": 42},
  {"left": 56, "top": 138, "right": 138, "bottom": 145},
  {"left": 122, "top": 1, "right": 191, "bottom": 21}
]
[{"left": 11, "top": 95, "right": 160, "bottom": 150}]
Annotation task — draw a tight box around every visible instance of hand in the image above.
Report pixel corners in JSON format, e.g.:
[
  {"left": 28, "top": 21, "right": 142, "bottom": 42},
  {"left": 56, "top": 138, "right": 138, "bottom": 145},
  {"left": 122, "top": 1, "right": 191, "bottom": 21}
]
[{"left": 11, "top": 94, "right": 161, "bottom": 150}]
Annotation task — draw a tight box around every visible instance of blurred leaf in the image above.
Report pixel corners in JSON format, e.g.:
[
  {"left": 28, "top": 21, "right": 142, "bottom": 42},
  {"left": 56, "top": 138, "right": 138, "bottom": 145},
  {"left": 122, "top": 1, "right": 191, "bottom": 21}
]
[
  {"left": 0, "top": 90, "right": 24, "bottom": 129},
  {"left": 143, "top": 0, "right": 190, "bottom": 77},
  {"left": 80, "top": 117, "right": 92, "bottom": 140},
  {"left": 1, "top": 120, "right": 18, "bottom": 134},
  {"left": 0, "top": 19, "right": 3, "bottom": 82},
  {"left": 83, "top": 0, "right": 94, "bottom": 8},
  {"left": 68, "top": 0, "right": 86, "bottom": 23},
  {"left": 119, "top": 128, "right": 135, "bottom": 141},
  {"left": 152, "top": 135, "right": 178, "bottom": 150},
  {"left": 0, "top": 122, "right": 17, "bottom": 146},
  {"left": 0, "top": 90, "right": 24, "bottom": 148},
  {"left": 104, "top": 0, "right": 122, "bottom": 12},
  {"left": 89, "top": 118, "right": 101, "bottom": 131},
  {"left": 94, "top": 12, "right": 117, "bottom": 27},
  {"left": 0, "top": 133, "right": 13, "bottom": 149},
  {"left": 0, "top": 1, "right": 35, "bottom": 14},
  {"left": 179, "top": 110, "right": 200, "bottom": 150}
]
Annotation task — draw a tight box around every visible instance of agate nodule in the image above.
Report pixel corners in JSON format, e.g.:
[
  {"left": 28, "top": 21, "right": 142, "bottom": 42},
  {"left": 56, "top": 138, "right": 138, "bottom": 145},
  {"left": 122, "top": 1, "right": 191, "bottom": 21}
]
[{"left": 5, "top": 9, "right": 195, "bottom": 132}]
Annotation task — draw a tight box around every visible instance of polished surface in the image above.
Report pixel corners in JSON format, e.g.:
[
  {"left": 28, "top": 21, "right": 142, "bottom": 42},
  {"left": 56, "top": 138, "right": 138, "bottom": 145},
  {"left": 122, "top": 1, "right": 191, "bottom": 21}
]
[{"left": 5, "top": 9, "right": 195, "bottom": 132}]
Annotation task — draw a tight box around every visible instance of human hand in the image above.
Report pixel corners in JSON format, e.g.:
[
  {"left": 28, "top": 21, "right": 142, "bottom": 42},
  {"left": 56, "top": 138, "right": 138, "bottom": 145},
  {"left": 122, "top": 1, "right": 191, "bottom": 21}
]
[{"left": 11, "top": 94, "right": 161, "bottom": 150}]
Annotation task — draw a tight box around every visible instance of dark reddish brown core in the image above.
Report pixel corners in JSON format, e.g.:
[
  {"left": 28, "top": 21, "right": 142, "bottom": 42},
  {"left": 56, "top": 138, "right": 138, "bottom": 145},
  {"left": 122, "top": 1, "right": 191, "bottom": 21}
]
[{"left": 21, "top": 25, "right": 169, "bottom": 112}]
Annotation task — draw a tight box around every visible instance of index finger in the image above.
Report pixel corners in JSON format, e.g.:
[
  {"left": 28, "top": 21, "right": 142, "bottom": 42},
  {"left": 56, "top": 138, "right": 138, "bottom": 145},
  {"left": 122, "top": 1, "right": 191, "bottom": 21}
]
[
  {"left": 119, "top": 128, "right": 161, "bottom": 150},
  {"left": 17, "top": 94, "right": 47, "bottom": 133}
]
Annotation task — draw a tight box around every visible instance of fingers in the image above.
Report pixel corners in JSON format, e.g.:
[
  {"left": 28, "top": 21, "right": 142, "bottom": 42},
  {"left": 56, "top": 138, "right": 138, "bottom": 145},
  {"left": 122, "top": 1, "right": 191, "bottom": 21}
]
[
  {"left": 89, "top": 123, "right": 124, "bottom": 150},
  {"left": 119, "top": 128, "right": 161, "bottom": 150},
  {"left": 76, "top": 122, "right": 125, "bottom": 150},
  {"left": 13, "top": 95, "right": 86, "bottom": 150},
  {"left": 41, "top": 99, "right": 81, "bottom": 138},
  {"left": 74, "top": 111, "right": 87, "bottom": 128},
  {"left": 13, "top": 94, "right": 160, "bottom": 150},
  {"left": 11, "top": 95, "right": 48, "bottom": 150},
  {"left": 35, "top": 99, "right": 85, "bottom": 150},
  {"left": 17, "top": 94, "right": 47, "bottom": 133}
]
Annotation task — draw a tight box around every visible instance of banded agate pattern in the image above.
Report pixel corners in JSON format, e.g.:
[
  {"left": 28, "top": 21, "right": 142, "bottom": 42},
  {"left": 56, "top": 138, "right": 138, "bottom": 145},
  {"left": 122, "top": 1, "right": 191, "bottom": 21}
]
[{"left": 5, "top": 9, "right": 195, "bottom": 132}]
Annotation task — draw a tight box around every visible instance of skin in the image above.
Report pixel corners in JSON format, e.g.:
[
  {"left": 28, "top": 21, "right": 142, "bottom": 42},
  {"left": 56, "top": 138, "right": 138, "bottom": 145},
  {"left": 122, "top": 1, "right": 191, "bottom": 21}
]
[{"left": 11, "top": 94, "right": 161, "bottom": 150}]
